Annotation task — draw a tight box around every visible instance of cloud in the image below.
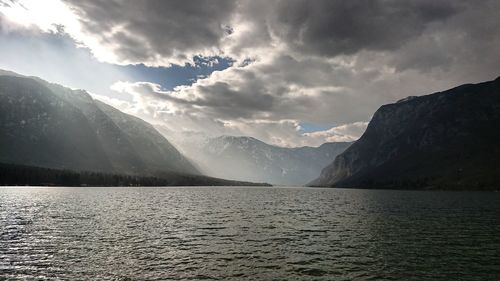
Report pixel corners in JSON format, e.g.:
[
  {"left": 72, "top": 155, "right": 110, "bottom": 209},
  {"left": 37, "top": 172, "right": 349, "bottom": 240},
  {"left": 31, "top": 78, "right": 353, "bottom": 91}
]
[
  {"left": 303, "top": 122, "right": 369, "bottom": 143},
  {"left": 105, "top": 79, "right": 367, "bottom": 147},
  {"left": 264, "top": 0, "right": 462, "bottom": 57},
  {"left": 61, "top": 0, "right": 237, "bottom": 65},
  {"left": 2, "top": 0, "right": 498, "bottom": 72},
  {"left": 1, "top": 0, "right": 500, "bottom": 147}
]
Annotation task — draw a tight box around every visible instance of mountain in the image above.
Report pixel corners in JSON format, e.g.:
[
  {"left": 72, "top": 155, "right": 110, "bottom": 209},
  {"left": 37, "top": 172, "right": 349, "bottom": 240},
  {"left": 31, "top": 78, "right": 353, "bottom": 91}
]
[
  {"left": 310, "top": 77, "right": 500, "bottom": 190},
  {"left": 191, "top": 136, "right": 351, "bottom": 185},
  {"left": 0, "top": 70, "right": 199, "bottom": 177}
]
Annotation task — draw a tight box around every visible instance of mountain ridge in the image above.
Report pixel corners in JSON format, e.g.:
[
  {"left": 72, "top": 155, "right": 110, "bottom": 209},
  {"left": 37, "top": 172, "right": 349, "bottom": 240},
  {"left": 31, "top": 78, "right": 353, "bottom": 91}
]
[
  {"left": 0, "top": 70, "right": 200, "bottom": 177},
  {"left": 309, "top": 76, "right": 500, "bottom": 190}
]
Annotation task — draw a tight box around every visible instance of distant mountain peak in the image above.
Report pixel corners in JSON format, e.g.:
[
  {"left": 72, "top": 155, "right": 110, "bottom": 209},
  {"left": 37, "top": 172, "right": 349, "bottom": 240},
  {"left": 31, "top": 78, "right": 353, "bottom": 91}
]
[
  {"left": 189, "top": 135, "right": 352, "bottom": 185},
  {"left": 216, "top": 135, "right": 261, "bottom": 143}
]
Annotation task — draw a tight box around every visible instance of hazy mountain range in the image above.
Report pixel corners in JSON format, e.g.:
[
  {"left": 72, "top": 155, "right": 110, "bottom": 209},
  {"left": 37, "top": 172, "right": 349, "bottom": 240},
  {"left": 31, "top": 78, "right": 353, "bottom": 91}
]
[
  {"left": 0, "top": 70, "right": 271, "bottom": 186},
  {"left": 189, "top": 136, "right": 351, "bottom": 185},
  {"left": 310, "top": 76, "right": 500, "bottom": 190},
  {"left": 2, "top": 69, "right": 499, "bottom": 190}
]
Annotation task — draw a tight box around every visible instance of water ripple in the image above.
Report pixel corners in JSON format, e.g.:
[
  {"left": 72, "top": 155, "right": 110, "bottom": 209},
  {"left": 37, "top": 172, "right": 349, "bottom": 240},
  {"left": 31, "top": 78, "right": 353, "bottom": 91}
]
[{"left": 0, "top": 187, "right": 499, "bottom": 280}]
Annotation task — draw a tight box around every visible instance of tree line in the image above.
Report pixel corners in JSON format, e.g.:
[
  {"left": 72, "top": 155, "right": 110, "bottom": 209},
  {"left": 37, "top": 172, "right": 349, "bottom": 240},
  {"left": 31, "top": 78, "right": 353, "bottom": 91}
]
[
  {"left": 0, "top": 162, "right": 271, "bottom": 187},
  {"left": 0, "top": 162, "right": 176, "bottom": 186}
]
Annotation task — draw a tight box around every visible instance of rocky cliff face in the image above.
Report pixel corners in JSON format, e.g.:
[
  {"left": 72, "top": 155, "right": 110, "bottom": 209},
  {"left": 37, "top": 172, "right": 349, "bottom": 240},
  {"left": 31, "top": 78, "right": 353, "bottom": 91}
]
[
  {"left": 310, "top": 77, "right": 500, "bottom": 190},
  {"left": 194, "top": 136, "right": 351, "bottom": 185},
  {"left": 0, "top": 71, "right": 199, "bottom": 176}
]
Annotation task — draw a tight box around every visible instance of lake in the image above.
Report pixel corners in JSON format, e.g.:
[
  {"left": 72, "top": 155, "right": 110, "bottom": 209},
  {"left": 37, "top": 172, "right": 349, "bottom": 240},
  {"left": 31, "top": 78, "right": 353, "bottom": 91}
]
[{"left": 1, "top": 186, "right": 499, "bottom": 280}]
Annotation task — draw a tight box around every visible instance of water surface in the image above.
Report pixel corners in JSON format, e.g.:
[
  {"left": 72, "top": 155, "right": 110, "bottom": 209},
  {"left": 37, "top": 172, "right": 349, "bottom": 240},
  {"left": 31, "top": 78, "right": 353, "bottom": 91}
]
[{"left": 1, "top": 186, "right": 499, "bottom": 280}]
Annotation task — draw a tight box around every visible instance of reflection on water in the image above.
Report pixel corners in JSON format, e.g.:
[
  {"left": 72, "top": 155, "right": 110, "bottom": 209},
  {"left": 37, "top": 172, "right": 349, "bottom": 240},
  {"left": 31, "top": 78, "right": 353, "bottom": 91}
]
[{"left": 1, "top": 187, "right": 499, "bottom": 280}]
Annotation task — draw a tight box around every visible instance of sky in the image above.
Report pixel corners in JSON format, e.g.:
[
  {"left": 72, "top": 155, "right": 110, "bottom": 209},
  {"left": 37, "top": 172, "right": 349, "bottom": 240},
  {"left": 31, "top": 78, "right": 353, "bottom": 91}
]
[{"left": 0, "top": 0, "right": 499, "bottom": 147}]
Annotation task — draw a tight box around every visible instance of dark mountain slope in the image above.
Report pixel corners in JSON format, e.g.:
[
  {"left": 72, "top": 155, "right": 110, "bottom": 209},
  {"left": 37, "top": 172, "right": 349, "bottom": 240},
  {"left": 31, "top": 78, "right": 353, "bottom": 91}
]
[
  {"left": 0, "top": 75, "right": 113, "bottom": 172},
  {"left": 96, "top": 101, "right": 199, "bottom": 174},
  {"left": 310, "top": 77, "right": 500, "bottom": 190},
  {"left": 45, "top": 81, "right": 148, "bottom": 174},
  {"left": 0, "top": 71, "right": 199, "bottom": 176}
]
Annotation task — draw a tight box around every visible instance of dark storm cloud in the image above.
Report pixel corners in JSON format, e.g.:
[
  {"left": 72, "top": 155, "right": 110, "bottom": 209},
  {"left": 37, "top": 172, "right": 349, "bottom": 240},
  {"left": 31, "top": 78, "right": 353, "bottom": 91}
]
[
  {"left": 58, "top": 0, "right": 499, "bottom": 74},
  {"left": 194, "top": 82, "right": 275, "bottom": 115},
  {"left": 63, "top": 0, "right": 236, "bottom": 64},
  {"left": 262, "top": 0, "right": 463, "bottom": 57},
  {"left": 386, "top": 0, "right": 500, "bottom": 78},
  {"left": 119, "top": 79, "right": 277, "bottom": 120}
]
